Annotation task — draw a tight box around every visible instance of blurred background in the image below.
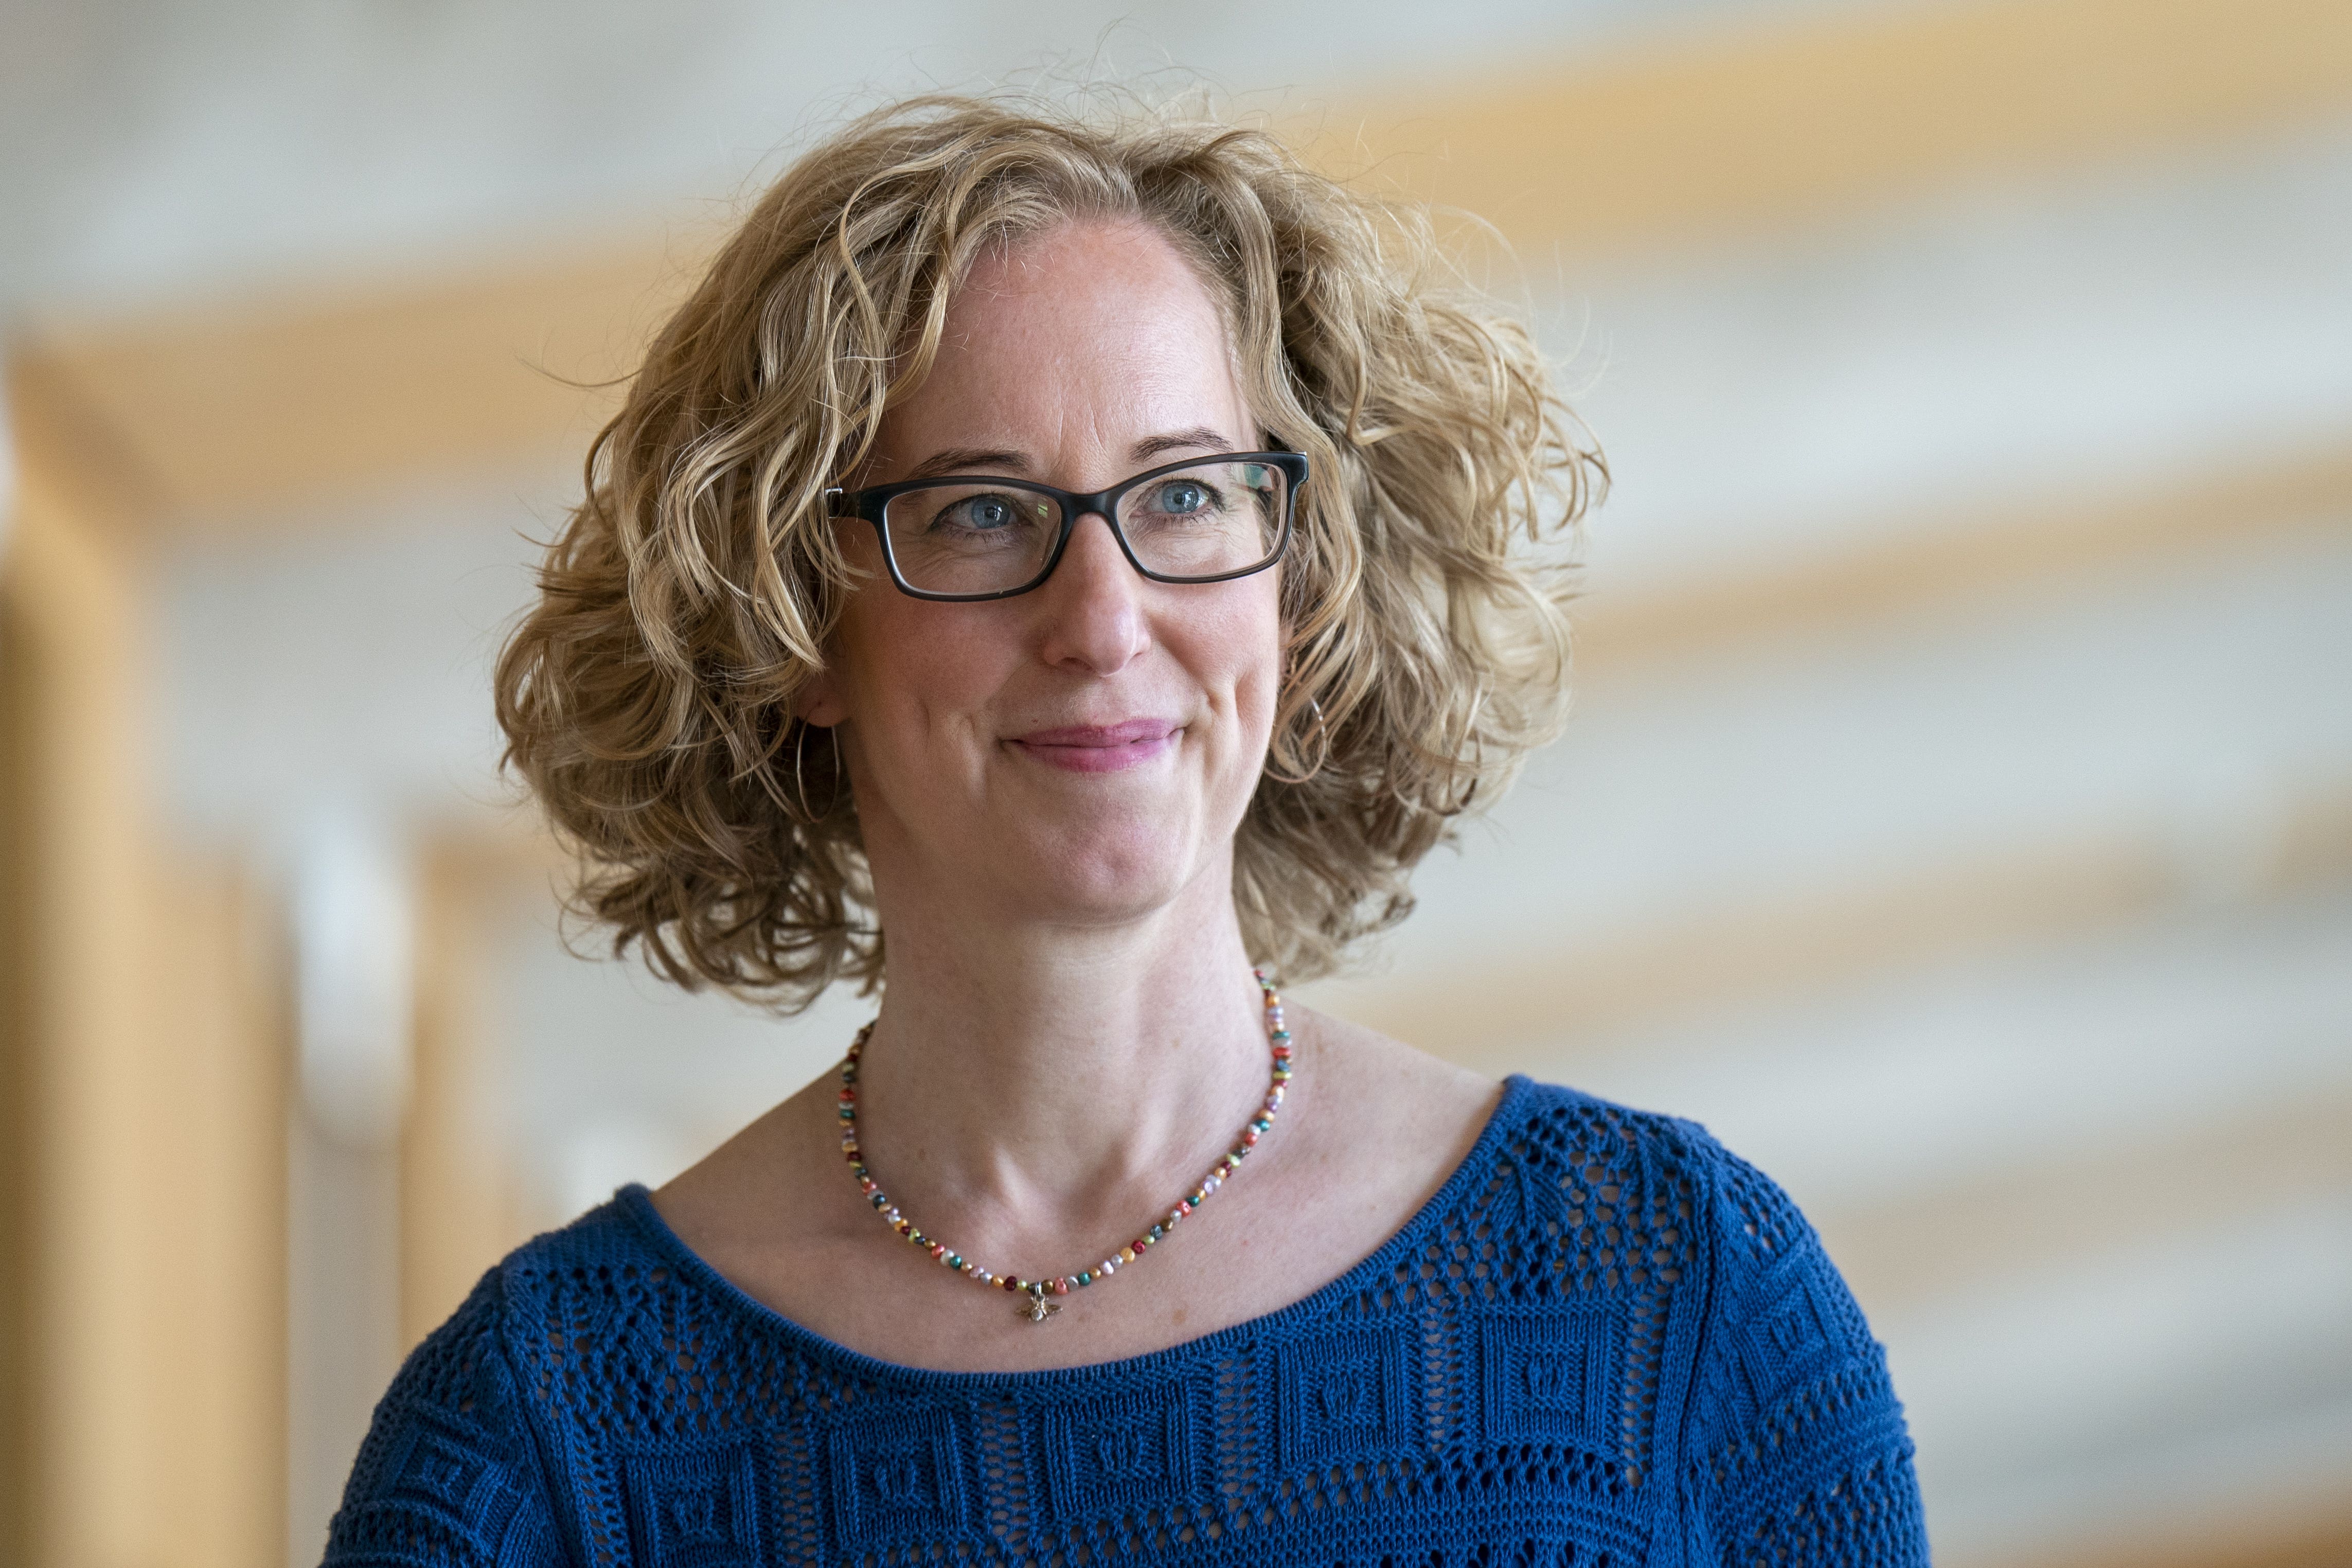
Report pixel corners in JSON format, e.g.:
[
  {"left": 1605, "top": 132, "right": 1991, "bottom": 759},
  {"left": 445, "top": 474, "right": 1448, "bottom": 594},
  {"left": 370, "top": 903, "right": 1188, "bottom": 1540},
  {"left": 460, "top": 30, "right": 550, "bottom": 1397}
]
[{"left": 3, "top": 1, "right": 2349, "bottom": 1564}]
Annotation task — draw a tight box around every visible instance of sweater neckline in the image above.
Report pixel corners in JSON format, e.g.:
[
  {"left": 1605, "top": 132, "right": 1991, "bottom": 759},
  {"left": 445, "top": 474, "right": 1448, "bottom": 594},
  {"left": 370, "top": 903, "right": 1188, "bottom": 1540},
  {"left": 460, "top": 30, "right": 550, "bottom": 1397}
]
[{"left": 611, "top": 1072, "right": 1537, "bottom": 1392}]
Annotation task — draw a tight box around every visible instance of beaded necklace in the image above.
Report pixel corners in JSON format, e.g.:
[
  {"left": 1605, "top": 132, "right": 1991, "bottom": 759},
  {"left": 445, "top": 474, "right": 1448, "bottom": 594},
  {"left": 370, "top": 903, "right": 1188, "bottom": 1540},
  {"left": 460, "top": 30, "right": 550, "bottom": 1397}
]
[{"left": 837, "top": 969, "right": 1295, "bottom": 1323}]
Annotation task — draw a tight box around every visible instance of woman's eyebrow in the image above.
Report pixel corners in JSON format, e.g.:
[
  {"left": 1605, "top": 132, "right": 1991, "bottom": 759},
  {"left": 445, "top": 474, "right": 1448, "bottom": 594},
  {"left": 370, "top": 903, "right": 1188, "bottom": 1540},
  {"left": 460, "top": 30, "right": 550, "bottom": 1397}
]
[
  {"left": 1130, "top": 427, "right": 1234, "bottom": 463},
  {"left": 904, "top": 447, "right": 1030, "bottom": 480},
  {"left": 899, "top": 430, "right": 1232, "bottom": 483}
]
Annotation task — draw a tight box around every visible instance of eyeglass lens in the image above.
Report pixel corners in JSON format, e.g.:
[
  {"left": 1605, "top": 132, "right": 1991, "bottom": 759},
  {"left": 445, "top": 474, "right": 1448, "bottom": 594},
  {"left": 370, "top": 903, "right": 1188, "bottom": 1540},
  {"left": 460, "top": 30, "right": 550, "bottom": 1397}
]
[{"left": 880, "top": 458, "right": 1289, "bottom": 597}]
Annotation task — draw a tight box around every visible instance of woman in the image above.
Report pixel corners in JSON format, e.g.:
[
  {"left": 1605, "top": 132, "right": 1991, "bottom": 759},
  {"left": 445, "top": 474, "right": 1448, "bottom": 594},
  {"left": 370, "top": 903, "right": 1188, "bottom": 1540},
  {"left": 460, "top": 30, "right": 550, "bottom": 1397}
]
[{"left": 328, "top": 97, "right": 1928, "bottom": 1565}]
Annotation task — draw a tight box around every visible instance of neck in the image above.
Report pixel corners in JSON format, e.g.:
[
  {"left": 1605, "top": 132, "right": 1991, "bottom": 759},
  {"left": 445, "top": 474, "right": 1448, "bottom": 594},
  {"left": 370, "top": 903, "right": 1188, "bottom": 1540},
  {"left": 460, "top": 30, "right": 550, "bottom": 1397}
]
[{"left": 848, "top": 859, "right": 1273, "bottom": 1239}]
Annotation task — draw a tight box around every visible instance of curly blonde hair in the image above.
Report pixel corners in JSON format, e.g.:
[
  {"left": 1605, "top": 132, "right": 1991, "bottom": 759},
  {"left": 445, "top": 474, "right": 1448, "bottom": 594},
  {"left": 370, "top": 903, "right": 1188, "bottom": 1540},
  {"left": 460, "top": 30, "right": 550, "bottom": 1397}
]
[{"left": 495, "top": 92, "right": 1602, "bottom": 1010}]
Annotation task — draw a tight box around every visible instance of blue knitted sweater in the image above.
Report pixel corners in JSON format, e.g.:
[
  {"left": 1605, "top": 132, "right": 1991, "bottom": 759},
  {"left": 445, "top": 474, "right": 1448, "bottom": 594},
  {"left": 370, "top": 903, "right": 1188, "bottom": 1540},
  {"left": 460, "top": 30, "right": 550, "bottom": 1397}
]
[{"left": 326, "top": 1077, "right": 1928, "bottom": 1566}]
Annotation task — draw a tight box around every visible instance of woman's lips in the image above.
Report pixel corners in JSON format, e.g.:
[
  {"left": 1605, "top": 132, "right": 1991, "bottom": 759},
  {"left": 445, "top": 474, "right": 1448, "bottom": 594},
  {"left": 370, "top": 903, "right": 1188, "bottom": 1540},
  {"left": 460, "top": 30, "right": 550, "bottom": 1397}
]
[{"left": 1008, "top": 719, "right": 1181, "bottom": 773}]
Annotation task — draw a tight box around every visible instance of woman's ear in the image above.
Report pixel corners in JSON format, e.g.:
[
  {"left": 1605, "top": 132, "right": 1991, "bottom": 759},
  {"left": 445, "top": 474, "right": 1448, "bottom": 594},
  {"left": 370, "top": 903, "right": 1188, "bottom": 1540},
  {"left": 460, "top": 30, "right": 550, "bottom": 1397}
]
[{"left": 796, "top": 671, "right": 847, "bottom": 729}]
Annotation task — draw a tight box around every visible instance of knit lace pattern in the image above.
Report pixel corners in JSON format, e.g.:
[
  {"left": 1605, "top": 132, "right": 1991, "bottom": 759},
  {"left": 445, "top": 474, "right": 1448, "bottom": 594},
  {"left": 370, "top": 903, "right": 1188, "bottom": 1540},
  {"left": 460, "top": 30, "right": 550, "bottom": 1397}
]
[{"left": 324, "top": 1077, "right": 1929, "bottom": 1566}]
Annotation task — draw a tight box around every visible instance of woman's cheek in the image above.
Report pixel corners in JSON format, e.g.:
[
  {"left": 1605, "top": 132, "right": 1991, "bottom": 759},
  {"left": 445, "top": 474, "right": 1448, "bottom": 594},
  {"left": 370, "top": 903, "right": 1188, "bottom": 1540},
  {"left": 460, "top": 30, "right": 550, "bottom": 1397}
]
[{"left": 1214, "top": 613, "right": 1285, "bottom": 809}]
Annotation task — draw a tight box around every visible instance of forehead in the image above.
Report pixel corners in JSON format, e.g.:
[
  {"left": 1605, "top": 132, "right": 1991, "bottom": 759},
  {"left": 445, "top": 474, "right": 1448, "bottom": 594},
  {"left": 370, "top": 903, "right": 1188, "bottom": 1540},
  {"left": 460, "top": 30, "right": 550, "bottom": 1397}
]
[
  {"left": 949, "top": 218, "right": 1229, "bottom": 340},
  {"left": 878, "top": 219, "right": 1247, "bottom": 456}
]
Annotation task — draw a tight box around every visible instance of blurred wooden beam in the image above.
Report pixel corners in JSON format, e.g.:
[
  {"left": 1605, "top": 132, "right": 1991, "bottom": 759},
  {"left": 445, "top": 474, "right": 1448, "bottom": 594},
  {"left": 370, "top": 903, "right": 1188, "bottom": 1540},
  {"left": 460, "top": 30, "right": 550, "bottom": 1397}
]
[
  {"left": 8, "top": 243, "right": 685, "bottom": 536},
  {"left": 1314, "top": 0, "right": 2352, "bottom": 258},
  {"left": 2, "top": 377, "right": 167, "bottom": 1568},
  {"left": 0, "top": 526, "right": 38, "bottom": 1568},
  {"left": 0, "top": 363, "right": 292, "bottom": 1568},
  {"left": 146, "top": 866, "right": 290, "bottom": 1568}
]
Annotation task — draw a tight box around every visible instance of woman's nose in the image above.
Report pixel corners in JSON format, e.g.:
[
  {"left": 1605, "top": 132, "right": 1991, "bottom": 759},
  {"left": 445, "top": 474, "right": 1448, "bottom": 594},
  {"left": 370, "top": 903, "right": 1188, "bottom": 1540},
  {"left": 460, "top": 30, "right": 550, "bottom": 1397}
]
[{"left": 1031, "top": 510, "right": 1150, "bottom": 675}]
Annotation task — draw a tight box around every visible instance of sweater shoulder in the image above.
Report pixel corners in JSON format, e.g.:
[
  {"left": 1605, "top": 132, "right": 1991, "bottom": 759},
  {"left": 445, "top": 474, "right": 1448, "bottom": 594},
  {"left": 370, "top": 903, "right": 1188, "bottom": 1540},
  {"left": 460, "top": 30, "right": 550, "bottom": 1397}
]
[
  {"left": 324, "top": 1268, "right": 564, "bottom": 1565},
  {"left": 1487, "top": 1076, "right": 1746, "bottom": 1224},
  {"left": 1493, "top": 1077, "right": 1848, "bottom": 1284},
  {"left": 1495, "top": 1080, "right": 1882, "bottom": 1382},
  {"left": 1501, "top": 1074, "right": 1731, "bottom": 1166},
  {"left": 491, "top": 1191, "right": 671, "bottom": 1292}
]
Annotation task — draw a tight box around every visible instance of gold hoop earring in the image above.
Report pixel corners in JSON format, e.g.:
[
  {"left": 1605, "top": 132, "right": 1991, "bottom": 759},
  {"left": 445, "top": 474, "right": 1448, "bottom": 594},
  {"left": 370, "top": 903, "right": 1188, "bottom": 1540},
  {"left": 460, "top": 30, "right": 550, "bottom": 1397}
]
[
  {"left": 790, "top": 721, "right": 816, "bottom": 824},
  {"left": 790, "top": 721, "right": 844, "bottom": 824},
  {"left": 1264, "top": 694, "right": 1329, "bottom": 786}
]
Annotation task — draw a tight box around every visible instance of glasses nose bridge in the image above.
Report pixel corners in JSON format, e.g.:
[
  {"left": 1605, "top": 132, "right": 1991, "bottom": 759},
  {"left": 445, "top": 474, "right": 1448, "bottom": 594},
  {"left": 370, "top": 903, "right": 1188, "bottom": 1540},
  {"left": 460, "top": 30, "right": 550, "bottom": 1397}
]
[
  {"left": 1042, "top": 481, "right": 1141, "bottom": 577},
  {"left": 1062, "top": 480, "right": 1125, "bottom": 527},
  {"left": 1048, "top": 489, "right": 1142, "bottom": 581}
]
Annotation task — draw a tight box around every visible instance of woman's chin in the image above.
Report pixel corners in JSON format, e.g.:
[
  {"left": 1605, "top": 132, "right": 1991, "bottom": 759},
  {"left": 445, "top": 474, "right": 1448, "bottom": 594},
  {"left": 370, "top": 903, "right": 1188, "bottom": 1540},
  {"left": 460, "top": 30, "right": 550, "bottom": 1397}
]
[{"left": 988, "top": 823, "right": 1220, "bottom": 928}]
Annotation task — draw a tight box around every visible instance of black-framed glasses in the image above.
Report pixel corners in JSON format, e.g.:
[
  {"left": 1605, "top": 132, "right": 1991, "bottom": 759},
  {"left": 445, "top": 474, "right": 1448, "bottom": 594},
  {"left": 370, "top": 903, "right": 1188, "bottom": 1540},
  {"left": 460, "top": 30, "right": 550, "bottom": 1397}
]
[{"left": 826, "top": 451, "right": 1307, "bottom": 602}]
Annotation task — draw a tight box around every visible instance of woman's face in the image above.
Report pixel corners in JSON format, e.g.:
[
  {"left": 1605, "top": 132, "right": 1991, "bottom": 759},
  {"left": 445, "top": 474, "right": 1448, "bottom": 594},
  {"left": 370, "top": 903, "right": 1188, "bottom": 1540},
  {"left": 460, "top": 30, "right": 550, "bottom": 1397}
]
[{"left": 809, "top": 218, "right": 1284, "bottom": 931}]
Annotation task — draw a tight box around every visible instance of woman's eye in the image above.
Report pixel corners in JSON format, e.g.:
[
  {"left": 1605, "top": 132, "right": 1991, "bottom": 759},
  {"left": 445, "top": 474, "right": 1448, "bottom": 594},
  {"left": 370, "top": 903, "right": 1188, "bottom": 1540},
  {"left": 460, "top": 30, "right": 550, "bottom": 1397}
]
[
  {"left": 948, "top": 494, "right": 1020, "bottom": 530},
  {"left": 1153, "top": 480, "right": 1213, "bottom": 514}
]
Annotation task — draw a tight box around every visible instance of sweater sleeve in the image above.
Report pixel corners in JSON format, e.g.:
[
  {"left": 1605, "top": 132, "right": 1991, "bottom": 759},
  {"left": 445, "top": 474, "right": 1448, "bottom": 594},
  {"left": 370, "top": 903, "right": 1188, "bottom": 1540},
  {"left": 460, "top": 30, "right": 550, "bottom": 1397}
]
[
  {"left": 1679, "top": 1134, "right": 1930, "bottom": 1566},
  {"left": 322, "top": 1269, "right": 566, "bottom": 1568}
]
